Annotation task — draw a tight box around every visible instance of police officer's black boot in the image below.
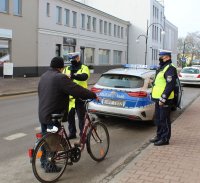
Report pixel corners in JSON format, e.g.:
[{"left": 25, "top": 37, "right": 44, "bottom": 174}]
[
  {"left": 149, "top": 136, "right": 160, "bottom": 143},
  {"left": 154, "top": 139, "right": 169, "bottom": 146}
]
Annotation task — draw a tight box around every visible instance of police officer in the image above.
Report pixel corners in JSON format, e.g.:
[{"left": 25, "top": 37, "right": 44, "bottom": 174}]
[
  {"left": 63, "top": 52, "right": 90, "bottom": 139},
  {"left": 150, "top": 50, "right": 178, "bottom": 146}
]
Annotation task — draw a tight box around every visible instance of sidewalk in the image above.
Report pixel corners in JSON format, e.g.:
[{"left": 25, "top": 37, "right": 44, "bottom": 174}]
[
  {"left": 0, "top": 73, "right": 101, "bottom": 97},
  {"left": 106, "top": 96, "right": 200, "bottom": 183}
]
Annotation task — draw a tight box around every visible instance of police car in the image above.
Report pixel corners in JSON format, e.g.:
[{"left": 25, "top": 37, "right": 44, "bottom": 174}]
[{"left": 89, "top": 64, "right": 156, "bottom": 121}]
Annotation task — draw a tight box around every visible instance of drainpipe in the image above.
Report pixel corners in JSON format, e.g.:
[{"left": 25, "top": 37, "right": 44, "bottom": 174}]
[{"left": 127, "top": 23, "right": 130, "bottom": 64}]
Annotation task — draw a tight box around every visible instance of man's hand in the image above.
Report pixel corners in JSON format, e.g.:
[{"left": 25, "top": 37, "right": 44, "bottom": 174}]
[
  {"left": 96, "top": 96, "right": 101, "bottom": 102},
  {"left": 159, "top": 101, "right": 164, "bottom": 106},
  {"left": 66, "top": 74, "right": 71, "bottom": 78}
]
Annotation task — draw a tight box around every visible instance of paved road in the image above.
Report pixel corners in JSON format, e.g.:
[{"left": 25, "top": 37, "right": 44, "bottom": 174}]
[{"left": 0, "top": 86, "right": 199, "bottom": 183}]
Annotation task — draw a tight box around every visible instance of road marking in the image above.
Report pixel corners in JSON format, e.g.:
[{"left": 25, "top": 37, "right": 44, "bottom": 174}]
[{"left": 4, "top": 133, "right": 27, "bottom": 141}]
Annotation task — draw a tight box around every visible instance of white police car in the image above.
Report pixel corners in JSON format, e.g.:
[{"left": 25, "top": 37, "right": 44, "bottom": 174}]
[{"left": 89, "top": 64, "right": 156, "bottom": 121}]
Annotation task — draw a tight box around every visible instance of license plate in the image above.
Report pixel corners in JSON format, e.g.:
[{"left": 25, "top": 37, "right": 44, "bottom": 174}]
[
  {"left": 184, "top": 75, "right": 194, "bottom": 78},
  {"left": 103, "top": 99, "right": 124, "bottom": 107}
]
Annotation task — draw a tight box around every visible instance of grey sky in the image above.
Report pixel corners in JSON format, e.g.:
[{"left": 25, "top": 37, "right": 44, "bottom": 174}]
[{"left": 164, "top": 0, "right": 200, "bottom": 37}]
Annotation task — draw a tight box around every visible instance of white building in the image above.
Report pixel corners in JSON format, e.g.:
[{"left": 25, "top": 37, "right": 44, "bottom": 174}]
[
  {"left": 0, "top": 0, "right": 129, "bottom": 76},
  {"left": 76, "top": 0, "right": 178, "bottom": 65}
]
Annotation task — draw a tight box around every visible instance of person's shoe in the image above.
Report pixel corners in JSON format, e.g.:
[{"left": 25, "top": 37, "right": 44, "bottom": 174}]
[
  {"left": 68, "top": 134, "right": 77, "bottom": 140},
  {"left": 149, "top": 136, "right": 160, "bottom": 143},
  {"left": 154, "top": 139, "right": 169, "bottom": 146}
]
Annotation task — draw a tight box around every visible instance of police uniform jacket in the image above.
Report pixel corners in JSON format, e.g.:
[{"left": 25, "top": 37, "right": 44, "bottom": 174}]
[
  {"left": 152, "top": 60, "right": 177, "bottom": 104},
  {"left": 38, "top": 68, "right": 96, "bottom": 125}
]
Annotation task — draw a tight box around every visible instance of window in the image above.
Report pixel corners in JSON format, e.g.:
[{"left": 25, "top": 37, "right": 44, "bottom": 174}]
[
  {"left": 97, "top": 74, "right": 144, "bottom": 88},
  {"left": 46, "top": 2, "right": 50, "bottom": 17},
  {"left": 0, "top": 0, "right": 8, "bottom": 13},
  {"left": 92, "top": 17, "right": 96, "bottom": 32},
  {"left": 81, "top": 14, "right": 85, "bottom": 29},
  {"left": 117, "top": 26, "right": 120, "bottom": 38},
  {"left": 109, "top": 23, "right": 112, "bottom": 35},
  {"left": 87, "top": 15, "right": 91, "bottom": 30},
  {"left": 114, "top": 24, "right": 117, "bottom": 37},
  {"left": 99, "top": 19, "right": 103, "bottom": 34},
  {"left": 13, "top": 0, "right": 22, "bottom": 16},
  {"left": 104, "top": 21, "right": 107, "bottom": 35},
  {"left": 72, "top": 11, "right": 77, "bottom": 27},
  {"left": 99, "top": 49, "right": 109, "bottom": 64},
  {"left": 56, "top": 44, "right": 61, "bottom": 57},
  {"left": 121, "top": 27, "right": 124, "bottom": 38},
  {"left": 56, "top": 6, "right": 62, "bottom": 24},
  {"left": 113, "top": 51, "right": 122, "bottom": 64},
  {"left": 85, "top": 48, "right": 94, "bottom": 64},
  {"left": 64, "top": 9, "right": 70, "bottom": 26}
]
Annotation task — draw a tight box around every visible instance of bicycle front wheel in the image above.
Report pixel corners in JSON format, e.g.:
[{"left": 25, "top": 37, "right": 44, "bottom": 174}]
[
  {"left": 32, "top": 133, "right": 68, "bottom": 183},
  {"left": 87, "top": 121, "right": 110, "bottom": 162}
]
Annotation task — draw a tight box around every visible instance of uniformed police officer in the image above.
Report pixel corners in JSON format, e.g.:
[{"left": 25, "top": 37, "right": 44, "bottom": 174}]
[
  {"left": 150, "top": 50, "right": 178, "bottom": 146},
  {"left": 63, "top": 52, "right": 90, "bottom": 139}
]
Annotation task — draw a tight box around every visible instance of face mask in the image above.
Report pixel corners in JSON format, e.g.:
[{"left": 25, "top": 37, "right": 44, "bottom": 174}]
[
  {"left": 159, "top": 57, "right": 163, "bottom": 62},
  {"left": 71, "top": 59, "right": 77, "bottom": 65}
]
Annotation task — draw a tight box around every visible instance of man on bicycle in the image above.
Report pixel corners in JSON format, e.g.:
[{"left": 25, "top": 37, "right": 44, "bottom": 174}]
[{"left": 38, "top": 56, "right": 97, "bottom": 172}]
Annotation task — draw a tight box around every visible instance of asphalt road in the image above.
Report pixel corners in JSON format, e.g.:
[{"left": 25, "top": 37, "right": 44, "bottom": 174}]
[{"left": 0, "top": 85, "right": 199, "bottom": 183}]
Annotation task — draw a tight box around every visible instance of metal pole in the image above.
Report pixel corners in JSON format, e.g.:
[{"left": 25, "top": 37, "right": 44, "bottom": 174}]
[
  {"left": 182, "top": 42, "right": 186, "bottom": 68},
  {"left": 144, "top": 20, "right": 148, "bottom": 65}
]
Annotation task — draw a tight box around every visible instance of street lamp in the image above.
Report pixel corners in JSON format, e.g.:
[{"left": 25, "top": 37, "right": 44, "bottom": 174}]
[
  {"left": 136, "top": 21, "right": 165, "bottom": 65},
  {"left": 181, "top": 41, "right": 194, "bottom": 67}
]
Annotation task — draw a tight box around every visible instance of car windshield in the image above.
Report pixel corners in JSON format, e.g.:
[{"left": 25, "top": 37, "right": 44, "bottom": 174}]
[
  {"left": 181, "top": 68, "right": 199, "bottom": 74},
  {"left": 97, "top": 74, "right": 144, "bottom": 88}
]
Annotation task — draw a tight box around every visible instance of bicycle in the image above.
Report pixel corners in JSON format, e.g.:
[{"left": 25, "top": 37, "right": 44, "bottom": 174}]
[{"left": 29, "top": 99, "right": 110, "bottom": 183}]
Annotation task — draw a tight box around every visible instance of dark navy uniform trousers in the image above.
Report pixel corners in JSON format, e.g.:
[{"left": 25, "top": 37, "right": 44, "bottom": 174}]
[
  {"left": 68, "top": 100, "right": 86, "bottom": 136},
  {"left": 154, "top": 101, "right": 171, "bottom": 141}
]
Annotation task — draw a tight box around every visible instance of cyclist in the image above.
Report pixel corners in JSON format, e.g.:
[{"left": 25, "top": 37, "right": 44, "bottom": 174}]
[{"left": 38, "top": 56, "right": 97, "bottom": 172}]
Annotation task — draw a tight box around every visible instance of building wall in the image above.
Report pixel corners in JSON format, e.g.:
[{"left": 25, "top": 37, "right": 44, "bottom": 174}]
[
  {"left": 76, "top": 0, "right": 178, "bottom": 66},
  {"left": 38, "top": 0, "right": 129, "bottom": 74},
  {"left": 0, "top": 0, "right": 38, "bottom": 76}
]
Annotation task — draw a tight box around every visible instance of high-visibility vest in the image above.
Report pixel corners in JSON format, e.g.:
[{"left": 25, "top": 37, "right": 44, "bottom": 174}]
[
  {"left": 152, "top": 64, "right": 176, "bottom": 100},
  {"left": 63, "top": 64, "right": 90, "bottom": 88},
  {"left": 63, "top": 64, "right": 90, "bottom": 111}
]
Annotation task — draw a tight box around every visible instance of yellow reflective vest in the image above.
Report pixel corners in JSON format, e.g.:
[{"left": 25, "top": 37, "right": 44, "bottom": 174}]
[
  {"left": 63, "top": 64, "right": 90, "bottom": 111},
  {"left": 152, "top": 64, "right": 176, "bottom": 100}
]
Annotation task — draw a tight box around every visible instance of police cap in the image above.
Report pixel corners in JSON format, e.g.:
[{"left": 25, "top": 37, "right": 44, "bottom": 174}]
[
  {"left": 159, "top": 49, "right": 172, "bottom": 56},
  {"left": 68, "top": 52, "right": 80, "bottom": 60}
]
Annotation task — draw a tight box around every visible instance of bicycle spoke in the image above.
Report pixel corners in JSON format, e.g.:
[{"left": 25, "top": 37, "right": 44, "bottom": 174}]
[
  {"left": 87, "top": 122, "right": 110, "bottom": 161},
  {"left": 32, "top": 134, "right": 68, "bottom": 183}
]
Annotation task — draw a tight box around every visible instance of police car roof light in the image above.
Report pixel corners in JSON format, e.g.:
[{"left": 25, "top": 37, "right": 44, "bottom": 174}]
[{"left": 123, "top": 64, "right": 148, "bottom": 69}]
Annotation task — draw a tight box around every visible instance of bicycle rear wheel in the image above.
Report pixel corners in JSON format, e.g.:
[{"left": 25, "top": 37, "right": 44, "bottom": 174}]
[
  {"left": 32, "top": 133, "right": 68, "bottom": 183},
  {"left": 87, "top": 121, "right": 110, "bottom": 161}
]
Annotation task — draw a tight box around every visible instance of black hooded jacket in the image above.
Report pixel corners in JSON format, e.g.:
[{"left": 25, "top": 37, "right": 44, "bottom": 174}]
[{"left": 38, "top": 68, "right": 96, "bottom": 125}]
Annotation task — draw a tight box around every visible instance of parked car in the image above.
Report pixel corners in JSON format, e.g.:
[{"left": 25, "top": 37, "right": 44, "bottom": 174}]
[
  {"left": 89, "top": 65, "right": 156, "bottom": 121},
  {"left": 179, "top": 66, "right": 200, "bottom": 85}
]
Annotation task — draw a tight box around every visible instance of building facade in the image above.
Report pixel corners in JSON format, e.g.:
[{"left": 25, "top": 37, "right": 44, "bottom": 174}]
[
  {"left": 77, "top": 0, "right": 178, "bottom": 66},
  {"left": 0, "top": 0, "right": 129, "bottom": 76}
]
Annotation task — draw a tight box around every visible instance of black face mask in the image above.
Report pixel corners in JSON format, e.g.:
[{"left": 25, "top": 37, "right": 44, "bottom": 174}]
[
  {"left": 159, "top": 57, "right": 163, "bottom": 62},
  {"left": 71, "top": 59, "right": 78, "bottom": 65}
]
